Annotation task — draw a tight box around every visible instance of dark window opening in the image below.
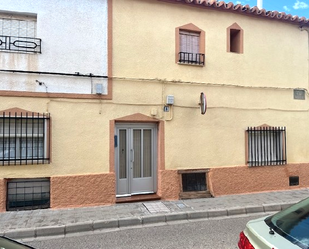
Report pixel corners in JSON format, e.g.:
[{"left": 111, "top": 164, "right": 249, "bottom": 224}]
[
  {"left": 182, "top": 173, "right": 206, "bottom": 192},
  {"left": 289, "top": 176, "right": 299, "bottom": 186},
  {"left": 230, "top": 29, "right": 241, "bottom": 53},
  {"left": 7, "top": 178, "right": 50, "bottom": 211}
]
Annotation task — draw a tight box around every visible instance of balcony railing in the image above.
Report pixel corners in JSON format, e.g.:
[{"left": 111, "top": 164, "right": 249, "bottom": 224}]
[
  {"left": 178, "top": 52, "right": 204, "bottom": 65},
  {"left": 0, "top": 35, "right": 41, "bottom": 53}
]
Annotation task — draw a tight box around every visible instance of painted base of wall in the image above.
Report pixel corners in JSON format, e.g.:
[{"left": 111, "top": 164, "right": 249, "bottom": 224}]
[
  {"left": 51, "top": 173, "right": 116, "bottom": 209},
  {"left": 0, "top": 179, "right": 6, "bottom": 212},
  {"left": 209, "top": 163, "right": 309, "bottom": 196},
  {"left": 1, "top": 164, "right": 309, "bottom": 212},
  {"left": 158, "top": 169, "right": 180, "bottom": 200}
]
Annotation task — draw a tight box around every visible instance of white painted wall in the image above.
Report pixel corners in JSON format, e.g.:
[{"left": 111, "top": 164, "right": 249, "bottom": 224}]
[{"left": 0, "top": 0, "right": 108, "bottom": 95}]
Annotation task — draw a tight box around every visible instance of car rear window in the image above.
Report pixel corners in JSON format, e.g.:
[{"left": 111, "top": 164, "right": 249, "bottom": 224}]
[{"left": 265, "top": 197, "right": 309, "bottom": 249}]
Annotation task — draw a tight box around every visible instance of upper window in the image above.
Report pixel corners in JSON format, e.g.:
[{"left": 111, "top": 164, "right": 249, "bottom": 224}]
[
  {"left": 0, "top": 12, "right": 41, "bottom": 53},
  {"left": 176, "top": 23, "right": 205, "bottom": 66},
  {"left": 227, "top": 23, "right": 243, "bottom": 54},
  {"left": 0, "top": 108, "right": 50, "bottom": 165},
  {"left": 246, "top": 125, "right": 286, "bottom": 167}
]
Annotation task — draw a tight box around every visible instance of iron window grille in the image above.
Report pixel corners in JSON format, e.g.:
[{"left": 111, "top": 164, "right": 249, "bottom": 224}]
[
  {"left": 247, "top": 126, "right": 286, "bottom": 166},
  {"left": 178, "top": 52, "right": 205, "bottom": 65},
  {"left": 0, "top": 35, "right": 41, "bottom": 53},
  {"left": 0, "top": 112, "right": 50, "bottom": 165},
  {"left": 7, "top": 178, "right": 50, "bottom": 211}
]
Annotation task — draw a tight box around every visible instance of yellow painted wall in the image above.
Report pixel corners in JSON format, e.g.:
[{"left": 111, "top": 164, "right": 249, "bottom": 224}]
[
  {"left": 112, "top": 0, "right": 308, "bottom": 88},
  {"left": 1, "top": 0, "right": 308, "bottom": 180},
  {"left": 111, "top": 0, "right": 309, "bottom": 171}
]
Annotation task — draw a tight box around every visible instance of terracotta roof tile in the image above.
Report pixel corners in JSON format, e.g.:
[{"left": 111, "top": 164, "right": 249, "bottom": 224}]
[{"left": 168, "top": 0, "right": 309, "bottom": 26}]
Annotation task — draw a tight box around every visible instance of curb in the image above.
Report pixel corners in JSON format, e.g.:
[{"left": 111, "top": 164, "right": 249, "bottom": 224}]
[{"left": 3, "top": 202, "right": 296, "bottom": 240}]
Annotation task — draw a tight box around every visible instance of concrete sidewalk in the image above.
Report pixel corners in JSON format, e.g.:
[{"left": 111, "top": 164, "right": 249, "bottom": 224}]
[{"left": 1, "top": 188, "right": 309, "bottom": 240}]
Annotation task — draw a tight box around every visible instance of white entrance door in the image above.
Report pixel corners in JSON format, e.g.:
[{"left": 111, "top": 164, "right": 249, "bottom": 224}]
[{"left": 115, "top": 123, "right": 157, "bottom": 196}]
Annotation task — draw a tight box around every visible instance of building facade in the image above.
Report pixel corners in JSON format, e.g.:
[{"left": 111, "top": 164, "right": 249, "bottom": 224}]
[
  {"left": 0, "top": 0, "right": 113, "bottom": 212},
  {"left": 1, "top": 0, "right": 309, "bottom": 212}
]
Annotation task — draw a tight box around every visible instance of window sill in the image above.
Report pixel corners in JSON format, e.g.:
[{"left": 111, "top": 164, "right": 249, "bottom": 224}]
[
  {"left": 248, "top": 163, "right": 287, "bottom": 167},
  {"left": 0, "top": 159, "right": 50, "bottom": 166},
  {"left": 177, "top": 62, "right": 204, "bottom": 67}
]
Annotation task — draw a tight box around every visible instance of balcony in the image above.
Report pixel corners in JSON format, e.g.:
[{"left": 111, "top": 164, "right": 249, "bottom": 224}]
[
  {"left": 178, "top": 52, "right": 204, "bottom": 66},
  {"left": 0, "top": 35, "right": 41, "bottom": 53}
]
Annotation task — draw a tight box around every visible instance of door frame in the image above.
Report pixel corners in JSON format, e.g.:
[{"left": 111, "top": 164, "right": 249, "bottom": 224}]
[{"left": 115, "top": 123, "right": 158, "bottom": 197}]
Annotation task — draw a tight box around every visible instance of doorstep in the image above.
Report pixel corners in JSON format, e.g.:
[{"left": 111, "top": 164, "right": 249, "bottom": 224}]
[{"left": 116, "top": 194, "right": 161, "bottom": 203}]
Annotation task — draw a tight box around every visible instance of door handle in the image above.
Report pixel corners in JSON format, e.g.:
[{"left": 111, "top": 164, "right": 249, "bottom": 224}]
[{"left": 131, "top": 149, "right": 134, "bottom": 163}]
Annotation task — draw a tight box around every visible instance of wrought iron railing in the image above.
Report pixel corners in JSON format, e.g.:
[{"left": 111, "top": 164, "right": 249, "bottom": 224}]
[
  {"left": 0, "top": 112, "right": 50, "bottom": 165},
  {"left": 178, "top": 52, "right": 205, "bottom": 65},
  {"left": 0, "top": 35, "right": 41, "bottom": 53},
  {"left": 247, "top": 126, "right": 286, "bottom": 166}
]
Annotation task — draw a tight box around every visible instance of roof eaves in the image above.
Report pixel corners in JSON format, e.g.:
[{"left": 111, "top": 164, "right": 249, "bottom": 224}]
[{"left": 166, "top": 0, "right": 309, "bottom": 27}]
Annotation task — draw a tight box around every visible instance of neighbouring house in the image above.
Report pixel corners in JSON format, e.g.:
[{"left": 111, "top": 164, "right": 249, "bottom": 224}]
[
  {"left": 0, "top": 0, "right": 112, "bottom": 212},
  {"left": 0, "top": 0, "right": 309, "bottom": 212}
]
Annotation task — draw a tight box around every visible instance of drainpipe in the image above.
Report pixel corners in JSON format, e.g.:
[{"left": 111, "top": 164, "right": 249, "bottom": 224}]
[
  {"left": 299, "top": 26, "right": 309, "bottom": 92},
  {"left": 257, "top": 0, "right": 263, "bottom": 9}
]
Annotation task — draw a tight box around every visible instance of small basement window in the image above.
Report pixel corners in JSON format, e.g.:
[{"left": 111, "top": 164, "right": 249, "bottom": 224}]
[
  {"left": 7, "top": 178, "right": 50, "bottom": 211},
  {"left": 178, "top": 169, "right": 211, "bottom": 199},
  {"left": 289, "top": 176, "right": 299, "bottom": 186},
  {"left": 182, "top": 173, "right": 206, "bottom": 192}
]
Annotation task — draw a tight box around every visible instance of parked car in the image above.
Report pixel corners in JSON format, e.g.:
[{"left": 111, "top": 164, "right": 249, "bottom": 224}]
[
  {"left": 0, "top": 236, "right": 35, "bottom": 249},
  {"left": 238, "top": 197, "right": 309, "bottom": 249}
]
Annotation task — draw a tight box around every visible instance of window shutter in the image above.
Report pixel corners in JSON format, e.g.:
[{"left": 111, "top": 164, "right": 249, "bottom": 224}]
[
  {"left": 180, "top": 31, "right": 200, "bottom": 54},
  {"left": 0, "top": 18, "right": 36, "bottom": 37},
  {"left": 180, "top": 33, "right": 188, "bottom": 53}
]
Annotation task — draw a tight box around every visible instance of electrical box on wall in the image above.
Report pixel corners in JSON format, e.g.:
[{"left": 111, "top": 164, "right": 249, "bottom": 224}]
[
  {"left": 96, "top": 83, "right": 103, "bottom": 95},
  {"left": 166, "top": 95, "right": 174, "bottom": 105}
]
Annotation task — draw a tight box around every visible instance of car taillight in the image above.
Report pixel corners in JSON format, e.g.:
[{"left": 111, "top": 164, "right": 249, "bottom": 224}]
[{"left": 238, "top": 231, "right": 255, "bottom": 249}]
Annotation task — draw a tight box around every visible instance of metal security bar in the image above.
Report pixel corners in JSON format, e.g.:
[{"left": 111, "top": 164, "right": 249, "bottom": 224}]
[
  {"left": 0, "top": 112, "right": 50, "bottom": 165},
  {"left": 247, "top": 126, "right": 286, "bottom": 166},
  {"left": 7, "top": 178, "right": 50, "bottom": 211},
  {"left": 178, "top": 52, "right": 205, "bottom": 65},
  {"left": 0, "top": 35, "right": 41, "bottom": 53}
]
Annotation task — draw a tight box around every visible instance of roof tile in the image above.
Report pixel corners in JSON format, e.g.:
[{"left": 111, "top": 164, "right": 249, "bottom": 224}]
[{"left": 168, "top": 0, "right": 309, "bottom": 26}]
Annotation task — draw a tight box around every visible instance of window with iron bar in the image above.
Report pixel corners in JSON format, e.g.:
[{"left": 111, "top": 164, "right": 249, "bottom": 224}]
[
  {"left": 0, "top": 13, "right": 41, "bottom": 53},
  {"left": 175, "top": 24, "right": 205, "bottom": 66},
  {"left": 179, "top": 30, "right": 204, "bottom": 65},
  {"left": 0, "top": 112, "right": 50, "bottom": 165},
  {"left": 246, "top": 126, "right": 286, "bottom": 166},
  {"left": 7, "top": 178, "right": 50, "bottom": 211}
]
